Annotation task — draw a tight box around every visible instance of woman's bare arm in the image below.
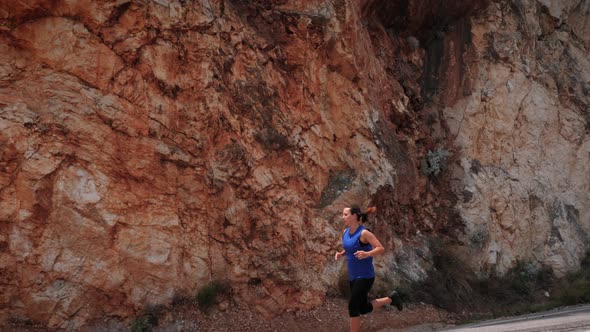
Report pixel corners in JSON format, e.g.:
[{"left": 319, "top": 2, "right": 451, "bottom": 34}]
[{"left": 354, "top": 230, "right": 384, "bottom": 259}]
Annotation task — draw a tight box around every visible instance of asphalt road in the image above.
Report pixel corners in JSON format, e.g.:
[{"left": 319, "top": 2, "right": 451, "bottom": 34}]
[{"left": 438, "top": 304, "right": 590, "bottom": 332}]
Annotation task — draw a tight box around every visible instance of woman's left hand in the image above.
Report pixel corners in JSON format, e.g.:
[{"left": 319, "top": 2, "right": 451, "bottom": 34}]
[{"left": 354, "top": 251, "right": 370, "bottom": 259}]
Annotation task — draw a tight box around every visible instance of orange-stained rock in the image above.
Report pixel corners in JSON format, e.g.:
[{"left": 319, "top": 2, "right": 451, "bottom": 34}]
[
  {"left": 12, "top": 17, "right": 124, "bottom": 90},
  {"left": 0, "top": 0, "right": 589, "bottom": 329}
]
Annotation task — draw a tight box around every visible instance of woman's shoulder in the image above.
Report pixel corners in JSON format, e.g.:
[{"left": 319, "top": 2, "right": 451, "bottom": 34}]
[{"left": 360, "top": 227, "right": 373, "bottom": 238}]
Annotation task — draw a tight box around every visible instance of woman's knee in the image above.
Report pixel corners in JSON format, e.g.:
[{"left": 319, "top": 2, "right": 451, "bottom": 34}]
[
  {"left": 348, "top": 300, "right": 361, "bottom": 317},
  {"left": 359, "top": 302, "right": 373, "bottom": 315}
]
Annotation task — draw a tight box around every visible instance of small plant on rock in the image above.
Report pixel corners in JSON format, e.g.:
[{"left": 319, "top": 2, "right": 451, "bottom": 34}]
[{"left": 424, "top": 148, "right": 450, "bottom": 176}]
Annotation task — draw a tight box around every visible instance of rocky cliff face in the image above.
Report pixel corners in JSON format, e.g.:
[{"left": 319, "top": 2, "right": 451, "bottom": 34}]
[
  {"left": 0, "top": 0, "right": 588, "bottom": 328},
  {"left": 446, "top": 0, "right": 590, "bottom": 277}
]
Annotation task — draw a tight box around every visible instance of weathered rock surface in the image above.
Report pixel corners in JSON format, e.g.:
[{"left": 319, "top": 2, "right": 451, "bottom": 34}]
[
  {"left": 0, "top": 0, "right": 588, "bottom": 328},
  {"left": 445, "top": 0, "right": 590, "bottom": 276}
]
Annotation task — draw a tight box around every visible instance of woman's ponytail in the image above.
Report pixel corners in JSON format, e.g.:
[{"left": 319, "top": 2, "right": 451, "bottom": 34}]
[{"left": 359, "top": 206, "right": 377, "bottom": 223}]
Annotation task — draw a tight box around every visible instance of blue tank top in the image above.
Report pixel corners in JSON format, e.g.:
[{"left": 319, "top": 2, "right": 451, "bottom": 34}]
[{"left": 342, "top": 226, "right": 375, "bottom": 280}]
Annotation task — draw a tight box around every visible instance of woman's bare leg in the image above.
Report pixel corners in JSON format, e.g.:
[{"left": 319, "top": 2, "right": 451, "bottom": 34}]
[
  {"left": 370, "top": 296, "right": 392, "bottom": 310},
  {"left": 349, "top": 316, "right": 361, "bottom": 332}
]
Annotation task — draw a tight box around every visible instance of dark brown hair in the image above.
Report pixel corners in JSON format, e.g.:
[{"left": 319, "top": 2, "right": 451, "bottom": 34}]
[{"left": 351, "top": 206, "right": 377, "bottom": 223}]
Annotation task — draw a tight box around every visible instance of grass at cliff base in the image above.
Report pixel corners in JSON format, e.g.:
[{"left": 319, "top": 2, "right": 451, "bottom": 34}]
[{"left": 400, "top": 247, "right": 590, "bottom": 323}]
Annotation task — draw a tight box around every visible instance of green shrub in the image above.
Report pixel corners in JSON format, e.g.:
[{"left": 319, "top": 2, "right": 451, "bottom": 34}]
[
  {"left": 556, "top": 275, "right": 590, "bottom": 305},
  {"left": 196, "top": 280, "right": 231, "bottom": 310},
  {"left": 196, "top": 285, "right": 217, "bottom": 309},
  {"left": 130, "top": 304, "right": 163, "bottom": 332},
  {"left": 130, "top": 316, "right": 152, "bottom": 332},
  {"left": 554, "top": 252, "right": 590, "bottom": 305},
  {"left": 506, "top": 261, "right": 538, "bottom": 296},
  {"left": 406, "top": 243, "right": 477, "bottom": 312}
]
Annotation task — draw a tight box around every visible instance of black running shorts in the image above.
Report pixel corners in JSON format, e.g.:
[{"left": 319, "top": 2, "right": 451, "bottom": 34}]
[{"left": 348, "top": 277, "right": 375, "bottom": 317}]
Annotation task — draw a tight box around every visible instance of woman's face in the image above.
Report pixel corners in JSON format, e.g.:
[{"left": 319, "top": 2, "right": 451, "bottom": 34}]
[{"left": 342, "top": 208, "right": 358, "bottom": 227}]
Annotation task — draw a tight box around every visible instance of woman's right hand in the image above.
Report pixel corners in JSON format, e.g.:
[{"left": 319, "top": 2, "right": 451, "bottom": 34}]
[{"left": 334, "top": 250, "right": 344, "bottom": 261}]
